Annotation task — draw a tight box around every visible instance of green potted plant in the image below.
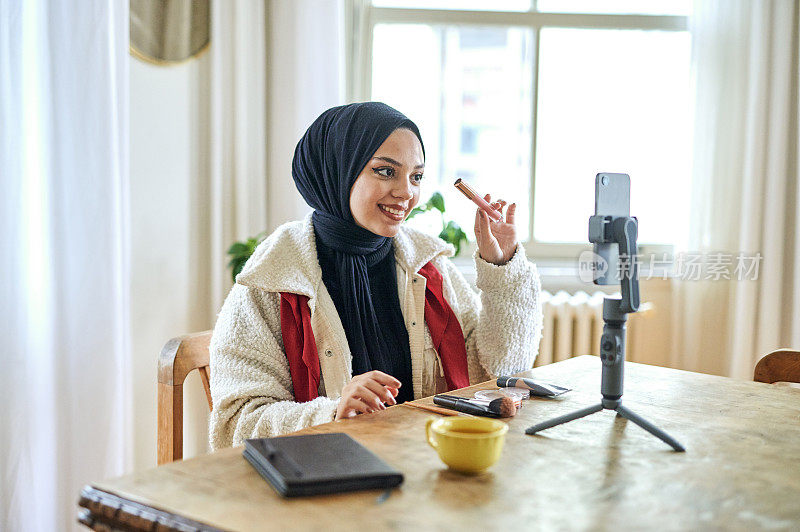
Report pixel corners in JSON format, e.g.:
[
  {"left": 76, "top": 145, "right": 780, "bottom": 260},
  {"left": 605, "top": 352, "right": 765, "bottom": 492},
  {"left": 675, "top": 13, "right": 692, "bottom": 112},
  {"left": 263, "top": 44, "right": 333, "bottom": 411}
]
[
  {"left": 405, "top": 192, "right": 468, "bottom": 256},
  {"left": 226, "top": 231, "right": 267, "bottom": 283}
]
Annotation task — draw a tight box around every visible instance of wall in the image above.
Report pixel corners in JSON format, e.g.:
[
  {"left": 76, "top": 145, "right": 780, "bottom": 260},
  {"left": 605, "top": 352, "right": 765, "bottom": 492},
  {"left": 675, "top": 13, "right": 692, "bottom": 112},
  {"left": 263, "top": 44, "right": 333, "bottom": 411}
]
[
  {"left": 130, "top": 54, "right": 212, "bottom": 471},
  {"left": 265, "top": 0, "right": 344, "bottom": 231}
]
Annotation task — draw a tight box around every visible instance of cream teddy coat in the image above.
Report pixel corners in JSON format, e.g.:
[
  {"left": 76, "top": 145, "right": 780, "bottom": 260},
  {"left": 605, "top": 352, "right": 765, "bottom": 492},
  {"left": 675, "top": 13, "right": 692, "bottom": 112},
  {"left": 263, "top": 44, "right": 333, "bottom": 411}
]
[{"left": 209, "top": 214, "right": 543, "bottom": 450}]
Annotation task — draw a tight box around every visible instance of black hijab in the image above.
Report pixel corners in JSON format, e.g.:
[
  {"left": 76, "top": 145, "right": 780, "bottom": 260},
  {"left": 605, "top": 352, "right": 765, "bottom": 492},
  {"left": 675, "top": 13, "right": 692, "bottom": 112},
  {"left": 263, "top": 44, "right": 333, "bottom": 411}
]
[{"left": 291, "top": 102, "right": 425, "bottom": 404}]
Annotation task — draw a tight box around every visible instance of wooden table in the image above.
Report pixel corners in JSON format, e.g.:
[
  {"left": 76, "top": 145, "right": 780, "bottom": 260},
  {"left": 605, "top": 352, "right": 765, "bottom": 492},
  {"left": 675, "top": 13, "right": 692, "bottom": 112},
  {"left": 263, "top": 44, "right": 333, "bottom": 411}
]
[{"left": 78, "top": 356, "right": 800, "bottom": 531}]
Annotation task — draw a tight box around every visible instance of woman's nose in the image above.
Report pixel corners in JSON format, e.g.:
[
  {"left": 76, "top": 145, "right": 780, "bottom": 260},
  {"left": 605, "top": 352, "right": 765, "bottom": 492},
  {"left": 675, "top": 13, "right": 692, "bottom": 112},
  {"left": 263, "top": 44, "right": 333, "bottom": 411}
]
[{"left": 393, "top": 176, "right": 413, "bottom": 199}]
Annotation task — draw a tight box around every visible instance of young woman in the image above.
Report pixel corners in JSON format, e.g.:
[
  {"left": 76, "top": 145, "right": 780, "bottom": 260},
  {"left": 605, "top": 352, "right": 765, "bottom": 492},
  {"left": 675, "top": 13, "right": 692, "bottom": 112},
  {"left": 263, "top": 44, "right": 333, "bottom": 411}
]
[{"left": 209, "top": 102, "right": 542, "bottom": 450}]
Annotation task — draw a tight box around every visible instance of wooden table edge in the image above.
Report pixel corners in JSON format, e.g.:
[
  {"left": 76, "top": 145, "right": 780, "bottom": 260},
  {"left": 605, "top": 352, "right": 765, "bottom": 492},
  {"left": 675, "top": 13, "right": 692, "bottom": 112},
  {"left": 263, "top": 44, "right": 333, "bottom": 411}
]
[{"left": 78, "top": 484, "right": 226, "bottom": 532}]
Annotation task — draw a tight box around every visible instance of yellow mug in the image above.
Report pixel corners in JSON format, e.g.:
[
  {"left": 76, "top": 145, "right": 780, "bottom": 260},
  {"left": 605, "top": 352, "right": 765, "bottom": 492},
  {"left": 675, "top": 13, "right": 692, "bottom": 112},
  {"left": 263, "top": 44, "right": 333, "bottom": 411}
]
[{"left": 425, "top": 416, "right": 508, "bottom": 474}]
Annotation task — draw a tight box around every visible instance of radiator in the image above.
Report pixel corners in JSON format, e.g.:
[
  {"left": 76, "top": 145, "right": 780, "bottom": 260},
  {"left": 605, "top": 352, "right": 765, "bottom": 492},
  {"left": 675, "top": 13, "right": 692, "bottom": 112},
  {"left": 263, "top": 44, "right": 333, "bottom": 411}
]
[{"left": 535, "top": 290, "right": 653, "bottom": 367}]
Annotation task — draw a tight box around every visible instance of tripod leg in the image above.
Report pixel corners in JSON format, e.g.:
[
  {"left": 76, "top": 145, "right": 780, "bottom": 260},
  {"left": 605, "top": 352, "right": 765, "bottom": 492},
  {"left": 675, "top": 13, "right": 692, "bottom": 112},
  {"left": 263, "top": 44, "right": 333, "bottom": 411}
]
[
  {"left": 525, "top": 403, "right": 603, "bottom": 435},
  {"left": 615, "top": 404, "right": 685, "bottom": 452}
]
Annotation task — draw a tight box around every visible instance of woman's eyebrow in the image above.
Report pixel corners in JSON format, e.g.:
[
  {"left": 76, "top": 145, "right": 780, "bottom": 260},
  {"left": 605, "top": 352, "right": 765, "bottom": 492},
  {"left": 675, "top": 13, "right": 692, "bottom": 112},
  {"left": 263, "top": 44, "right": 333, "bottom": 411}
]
[{"left": 373, "top": 156, "right": 425, "bottom": 169}]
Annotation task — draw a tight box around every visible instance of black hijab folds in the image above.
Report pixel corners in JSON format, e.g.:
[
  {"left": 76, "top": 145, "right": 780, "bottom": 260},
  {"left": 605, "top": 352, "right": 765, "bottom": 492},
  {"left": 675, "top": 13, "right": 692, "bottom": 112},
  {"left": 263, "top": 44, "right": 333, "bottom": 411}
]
[{"left": 291, "top": 102, "right": 425, "bottom": 404}]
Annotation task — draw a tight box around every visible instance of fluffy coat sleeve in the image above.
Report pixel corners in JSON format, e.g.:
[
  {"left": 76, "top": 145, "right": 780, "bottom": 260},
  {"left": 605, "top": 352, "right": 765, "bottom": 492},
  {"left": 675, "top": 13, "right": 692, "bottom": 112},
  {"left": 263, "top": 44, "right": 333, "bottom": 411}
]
[
  {"left": 434, "top": 243, "right": 543, "bottom": 382},
  {"left": 208, "top": 284, "right": 339, "bottom": 451}
]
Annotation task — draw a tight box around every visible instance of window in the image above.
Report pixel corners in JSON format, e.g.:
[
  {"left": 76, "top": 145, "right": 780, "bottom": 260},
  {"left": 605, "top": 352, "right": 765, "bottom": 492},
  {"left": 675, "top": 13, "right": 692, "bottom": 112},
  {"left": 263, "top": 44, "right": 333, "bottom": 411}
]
[{"left": 353, "top": 1, "right": 692, "bottom": 256}]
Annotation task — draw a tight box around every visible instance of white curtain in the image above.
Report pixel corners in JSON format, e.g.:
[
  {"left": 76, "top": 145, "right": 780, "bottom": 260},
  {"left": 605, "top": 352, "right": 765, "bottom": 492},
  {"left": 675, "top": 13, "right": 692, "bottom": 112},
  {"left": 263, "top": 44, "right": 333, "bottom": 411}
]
[
  {"left": 192, "top": 0, "right": 348, "bottom": 335},
  {"left": 672, "top": 0, "right": 800, "bottom": 378},
  {"left": 201, "top": 0, "right": 345, "bottom": 314},
  {"left": 203, "top": 0, "right": 269, "bottom": 314},
  {"left": 265, "top": 0, "right": 345, "bottom": 232},
  {"left": 0, "top": 0, "right": 130, "bottom": 530}
]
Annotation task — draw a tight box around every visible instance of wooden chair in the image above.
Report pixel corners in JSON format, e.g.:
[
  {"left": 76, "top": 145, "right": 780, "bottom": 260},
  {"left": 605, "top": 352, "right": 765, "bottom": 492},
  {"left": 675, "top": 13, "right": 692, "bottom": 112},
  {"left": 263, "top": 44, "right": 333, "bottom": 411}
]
[
  {"left": 158, "top": 331, "right": 213, "bottom": 465},
  {"left": 754, "top": 349, "right": 800, "bottom": 385}
]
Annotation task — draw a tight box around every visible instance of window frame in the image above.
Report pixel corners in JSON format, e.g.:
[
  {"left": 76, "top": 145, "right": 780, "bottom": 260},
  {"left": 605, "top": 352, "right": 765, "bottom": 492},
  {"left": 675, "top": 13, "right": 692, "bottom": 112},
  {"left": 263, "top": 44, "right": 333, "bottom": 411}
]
[{"left": 347, "top": 3, "right": 689, "bottom": 260}]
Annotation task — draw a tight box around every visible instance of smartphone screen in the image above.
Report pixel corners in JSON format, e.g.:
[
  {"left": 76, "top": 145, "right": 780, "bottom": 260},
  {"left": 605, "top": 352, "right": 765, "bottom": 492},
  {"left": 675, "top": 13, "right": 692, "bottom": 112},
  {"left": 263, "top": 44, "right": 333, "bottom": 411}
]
[{"left": 594, "top": 173, "right": 630, "bottom": 286}]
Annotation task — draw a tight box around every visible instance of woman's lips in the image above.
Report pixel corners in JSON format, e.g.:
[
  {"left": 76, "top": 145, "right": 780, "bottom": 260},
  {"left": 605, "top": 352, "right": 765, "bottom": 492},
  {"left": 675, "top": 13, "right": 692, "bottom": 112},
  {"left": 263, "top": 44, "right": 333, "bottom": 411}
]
[{"left": 378, "top": 204, "right": 406, "bottom": 221}]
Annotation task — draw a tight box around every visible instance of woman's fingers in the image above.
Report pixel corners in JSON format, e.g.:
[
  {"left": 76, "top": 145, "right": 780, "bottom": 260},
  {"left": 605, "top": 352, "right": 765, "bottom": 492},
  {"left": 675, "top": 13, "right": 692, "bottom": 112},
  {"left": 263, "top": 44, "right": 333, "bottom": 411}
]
[
  {"left": 482, "top": 194, "right": 495, "bottom": 220},
  {"left": 343, "top": 396, "right": 376, "bottom": 416},
  {"left": 506, "top": 202, "right": 516, "bottom": 225},
  {"left": 365, "top": 370, "right": 401, "bottom": 389},
  {"left": 337, "top": 396, "right": 374, "bottom": 419},
  {"left": 353, "top": 384, "right": 386, "bottom": 410},
  {"left": 479, "top": 209, "right": 493, "bottom": 245},
  {"left": 482, "top": 194, "right": 512, "bottom": 224},
  {"left": 361, "top": 378, "right": 396, "bottom": 406},
  {"left": 492, "top": 199, "right": 506, "bottom": 217},
  {"left": 336, "top": 371, "right": 404, "bottom": 419}
]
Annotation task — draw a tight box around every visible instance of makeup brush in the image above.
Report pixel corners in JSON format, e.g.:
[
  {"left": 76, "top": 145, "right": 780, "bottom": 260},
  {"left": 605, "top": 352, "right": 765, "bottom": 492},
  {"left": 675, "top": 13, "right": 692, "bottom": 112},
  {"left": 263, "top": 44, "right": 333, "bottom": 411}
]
[{"left": 433, "top": 394, "right": 517, "bottom": 418}]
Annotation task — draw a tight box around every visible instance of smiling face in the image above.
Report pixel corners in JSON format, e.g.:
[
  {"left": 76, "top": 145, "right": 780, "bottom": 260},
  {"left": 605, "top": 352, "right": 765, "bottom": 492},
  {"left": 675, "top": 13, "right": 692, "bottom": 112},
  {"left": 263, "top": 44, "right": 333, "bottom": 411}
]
[{"left": 349, "top": 128, "right": 425, "bottom": 237}]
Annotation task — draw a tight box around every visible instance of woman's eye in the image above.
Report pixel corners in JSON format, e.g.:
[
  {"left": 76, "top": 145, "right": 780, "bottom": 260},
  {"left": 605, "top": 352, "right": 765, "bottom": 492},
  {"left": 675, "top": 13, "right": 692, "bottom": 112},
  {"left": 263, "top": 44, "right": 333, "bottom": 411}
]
[
  {"left": 374, "top": 167, "right": 395, "bottom": 178},
  {"left": 412, "top": 173, "right": 424, "bottom": 184}
]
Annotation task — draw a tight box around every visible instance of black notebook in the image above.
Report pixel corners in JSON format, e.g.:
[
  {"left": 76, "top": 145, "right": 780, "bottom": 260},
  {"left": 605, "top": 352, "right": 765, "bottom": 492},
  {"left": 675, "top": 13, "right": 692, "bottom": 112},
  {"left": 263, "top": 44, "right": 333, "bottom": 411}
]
[{"left": 243, "top": 433, "right": 404, "bottom": 497}]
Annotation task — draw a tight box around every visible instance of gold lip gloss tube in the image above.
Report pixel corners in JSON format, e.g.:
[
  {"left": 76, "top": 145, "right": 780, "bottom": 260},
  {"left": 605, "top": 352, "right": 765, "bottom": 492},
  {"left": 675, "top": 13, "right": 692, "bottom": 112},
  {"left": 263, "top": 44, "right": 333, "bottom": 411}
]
[{"left": 453, "top": 179, "right": 503, "bottom": 221}]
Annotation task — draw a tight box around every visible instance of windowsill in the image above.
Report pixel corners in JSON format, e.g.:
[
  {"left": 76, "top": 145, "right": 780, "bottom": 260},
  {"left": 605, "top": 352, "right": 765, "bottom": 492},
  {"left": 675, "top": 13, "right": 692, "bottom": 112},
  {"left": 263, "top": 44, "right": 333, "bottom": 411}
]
[
  {"left": 450, "top": 254, "right": 595, "bottom": 292},
  {"left": 450, "top": 254, "right": 671, "bottom": 294}
]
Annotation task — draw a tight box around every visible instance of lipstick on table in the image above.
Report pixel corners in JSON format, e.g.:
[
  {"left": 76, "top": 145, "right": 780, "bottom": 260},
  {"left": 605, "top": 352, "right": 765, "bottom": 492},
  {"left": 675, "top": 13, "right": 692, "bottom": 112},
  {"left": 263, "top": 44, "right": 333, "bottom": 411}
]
[{"left": 453, "top": 179, "right": 503, "bottom": 222}]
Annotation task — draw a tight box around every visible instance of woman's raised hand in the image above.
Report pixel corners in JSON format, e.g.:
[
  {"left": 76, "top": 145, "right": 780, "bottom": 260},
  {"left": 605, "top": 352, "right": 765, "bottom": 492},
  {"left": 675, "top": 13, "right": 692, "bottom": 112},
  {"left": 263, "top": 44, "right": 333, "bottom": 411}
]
[
  {"left": 474, "top": 194, "right": 518, "bottom": 265},
  {"left": 335, "top": 370, "right": 401, "bottom": 420}
]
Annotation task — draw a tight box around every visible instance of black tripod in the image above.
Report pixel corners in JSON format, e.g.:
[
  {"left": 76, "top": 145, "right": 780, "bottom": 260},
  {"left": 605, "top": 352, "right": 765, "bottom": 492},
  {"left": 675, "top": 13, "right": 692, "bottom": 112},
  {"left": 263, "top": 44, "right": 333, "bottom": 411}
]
[{"left": 525, "top": 212, "right": 685, "bottom": 452}]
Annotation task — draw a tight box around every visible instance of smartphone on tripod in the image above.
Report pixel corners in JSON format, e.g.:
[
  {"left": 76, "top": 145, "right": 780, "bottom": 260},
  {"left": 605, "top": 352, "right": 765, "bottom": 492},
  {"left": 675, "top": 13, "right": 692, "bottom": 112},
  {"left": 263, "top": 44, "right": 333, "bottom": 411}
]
[
  {"left": 594, "top": 172, "right": 630, "bottom": 286},
  {"left": 527, "top": 172, "right": 683, "bottom": 451}
]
